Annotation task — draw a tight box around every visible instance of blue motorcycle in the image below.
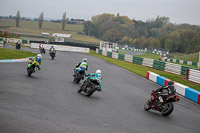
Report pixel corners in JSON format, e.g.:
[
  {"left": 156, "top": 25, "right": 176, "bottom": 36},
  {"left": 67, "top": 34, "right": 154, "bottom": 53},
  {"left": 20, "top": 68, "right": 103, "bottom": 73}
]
[{"left": 73, "top": 67, "right": 86, "bottom": 83}]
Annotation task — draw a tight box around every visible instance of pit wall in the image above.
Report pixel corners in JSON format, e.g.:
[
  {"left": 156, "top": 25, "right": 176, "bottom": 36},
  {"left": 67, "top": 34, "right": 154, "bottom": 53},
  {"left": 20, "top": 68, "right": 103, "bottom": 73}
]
[{"left": 31, "top": 43, "right": 90, "bottom": 53}]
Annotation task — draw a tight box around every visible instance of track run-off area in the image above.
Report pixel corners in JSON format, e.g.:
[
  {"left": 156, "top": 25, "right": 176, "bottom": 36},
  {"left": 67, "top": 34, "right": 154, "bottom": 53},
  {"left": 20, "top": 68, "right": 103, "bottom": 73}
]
[{"left": 0, "top": 48, "right": 200, "bottom": 133}]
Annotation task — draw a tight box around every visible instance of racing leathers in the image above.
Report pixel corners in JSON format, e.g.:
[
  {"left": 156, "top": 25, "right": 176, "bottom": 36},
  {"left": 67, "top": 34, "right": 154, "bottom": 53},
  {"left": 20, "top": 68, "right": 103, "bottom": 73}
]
[
  {"left": 74, "top": 61, "right": 88, "bottom": 75},
  {"left": 85, "top": 73, "right": 102, "bottom": 91}
]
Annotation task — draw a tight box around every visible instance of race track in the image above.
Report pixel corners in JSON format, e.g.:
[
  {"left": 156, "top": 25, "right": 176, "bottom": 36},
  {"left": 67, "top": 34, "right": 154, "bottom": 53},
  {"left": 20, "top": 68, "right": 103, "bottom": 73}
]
[{"left": 0, "top": 49, "right": 200, "bottom": 133}]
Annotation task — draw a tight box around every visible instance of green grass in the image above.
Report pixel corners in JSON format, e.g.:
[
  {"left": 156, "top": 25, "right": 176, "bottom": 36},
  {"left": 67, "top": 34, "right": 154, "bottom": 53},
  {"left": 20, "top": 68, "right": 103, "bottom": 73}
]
[
  {"left": 0, "top": 48, "right": 37, "bottom": 59},
  {"left": 169, "top": 52, "right": 199, "bottom": 62},
  {"left": 0, "top": 19, "right": 101, "bottom": 44},
  {"left": 89, "top": 50, "right": 200, "bottom": 91},
  {"left": 134, "top": 52, "right": 160, "bottom": 60}
]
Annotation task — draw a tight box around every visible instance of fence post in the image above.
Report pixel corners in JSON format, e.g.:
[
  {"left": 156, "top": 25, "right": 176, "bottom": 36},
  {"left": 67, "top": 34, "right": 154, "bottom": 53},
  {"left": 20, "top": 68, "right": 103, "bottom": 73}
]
[{"left": 186, "top": 69, "right": 189, "bottom": 80}]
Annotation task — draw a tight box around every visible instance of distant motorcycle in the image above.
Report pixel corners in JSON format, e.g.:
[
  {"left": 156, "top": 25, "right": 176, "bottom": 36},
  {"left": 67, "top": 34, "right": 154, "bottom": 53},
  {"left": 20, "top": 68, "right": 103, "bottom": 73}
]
[
  {"left": 49, "top": 51, "right": 56, "bottom": 60},
  {"left": 16, "top": 43, "right": 21, "bottom": 50},
  {"left": 144, "top": 90, "right": 180, "bottom": 116},
  {"left": 73, "top": 67, "right": 86, "bottom": 83},
  {"left": 40, "top": 47, "right": 45, "bottom": 54},
  {"left": 78, "top": 75, "right": 101, "bottom": 97}
]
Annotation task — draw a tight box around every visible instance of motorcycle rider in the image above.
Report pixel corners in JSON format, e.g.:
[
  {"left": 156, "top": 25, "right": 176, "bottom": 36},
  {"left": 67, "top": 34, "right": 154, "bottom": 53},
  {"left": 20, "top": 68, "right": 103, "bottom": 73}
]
[
  {"left": 85, "top": 70, "right": 102, "bottom": 91},
  {"left": 49, "top": 46, "right": 56, "bottom": 56},
  {"left": 29, "top": 54, "right": 42, "bottom": 71},
  {"left": 16, "top": 40, "right": 21, "bottom": 49},
  {"left": 39, "top": 44, "right": 42, "bottom": 50},
  {"left": 155, "top": 81, "right": 176, "bottom": 103},
  {"left": 74, "top": 58, "right": 88, "bottom": 76}
]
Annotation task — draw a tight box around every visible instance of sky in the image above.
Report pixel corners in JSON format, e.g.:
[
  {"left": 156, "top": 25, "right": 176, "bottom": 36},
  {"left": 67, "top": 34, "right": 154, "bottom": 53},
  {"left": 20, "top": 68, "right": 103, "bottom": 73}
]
[{"left": 0, "top": 0, "right": 200, "bottom": 25}]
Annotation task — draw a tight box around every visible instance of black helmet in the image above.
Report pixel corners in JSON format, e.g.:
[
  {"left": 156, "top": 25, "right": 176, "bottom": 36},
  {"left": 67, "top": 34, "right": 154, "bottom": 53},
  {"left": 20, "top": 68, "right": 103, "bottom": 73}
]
[{"left": 168, "top": 81, "right": 174, "bottom": 85}]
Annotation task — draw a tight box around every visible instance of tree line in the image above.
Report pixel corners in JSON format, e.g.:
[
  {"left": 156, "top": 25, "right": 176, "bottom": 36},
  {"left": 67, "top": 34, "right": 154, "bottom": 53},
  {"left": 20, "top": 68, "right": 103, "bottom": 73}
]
[
  {"left": 15, "top": 11, "right": 67, "bottom": 31},
  {"left": 83, "top": 13, "right": 200, "bottom": 53}
]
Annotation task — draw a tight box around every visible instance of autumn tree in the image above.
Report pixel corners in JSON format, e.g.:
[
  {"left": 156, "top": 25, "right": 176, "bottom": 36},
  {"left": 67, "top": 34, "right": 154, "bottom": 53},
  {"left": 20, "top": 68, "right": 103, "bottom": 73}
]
[
  {"left": 62, "top": 12, "right": 66, "bottom": 31},
  {"left": 16, "top": 10, "right": 20, "bottom": 27},
  {"left": 38, "top": 12, "right": 44, "bottom": 29},
  {"left": 103, "top": 28, "right": 121, "bottom": 42}
]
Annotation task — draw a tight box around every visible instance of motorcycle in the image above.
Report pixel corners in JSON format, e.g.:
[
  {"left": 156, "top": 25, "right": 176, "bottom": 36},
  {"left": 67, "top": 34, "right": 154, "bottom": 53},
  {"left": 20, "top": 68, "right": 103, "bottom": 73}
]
[
  {"left": 40, "top": 47, "right": 45, "bottom": 54},
  {"left": 144, "top": 90, "right": 180, "bottom": 116},
  {"left": 78, "top": 76, "right": 101, "bottom": 97},
  {"left": 73, "top": 67, "right": 86, "bottom": 83},
  {"left": 49, "top": 51, "right": 56, "bottom": 60},
  {"left": 16, "top": 43, "right": 21, "bottom": 50},
  {"left": 27, "top": 61, "right": 36, "bottom": 77}
]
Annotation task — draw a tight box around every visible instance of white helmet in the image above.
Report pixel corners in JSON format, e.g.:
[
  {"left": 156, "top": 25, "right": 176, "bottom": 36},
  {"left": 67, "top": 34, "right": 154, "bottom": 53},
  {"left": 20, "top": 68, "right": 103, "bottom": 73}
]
[
  {"left": 96, "top": 69, "right": 101, "bottom": 74},
  {"left": 37, "top": 54, "right": 42, "bottom": 59}
]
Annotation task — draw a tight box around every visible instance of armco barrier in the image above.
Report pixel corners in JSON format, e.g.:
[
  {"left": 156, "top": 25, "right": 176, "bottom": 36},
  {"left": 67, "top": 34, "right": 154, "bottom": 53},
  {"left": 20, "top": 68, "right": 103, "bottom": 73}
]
[
  {"left": 187, "top": 69, "right": 200, "bottom": 84},
  {"left": 107, "top": 51, "right": 112, "bottom": 58},
  {"left": 102, "top": 50, "right": 107, "bottom": 56},
  {"left": 124, "top": 54, "right": 133, "bottom": 62},
  {"left": 112, "top": 52, "right": 118, "bottom": 59},
  {"left": 146, "top": 71, "right": 200, "bottom": 104},
  {"left": 164, "top": 62, "right": 181, "bottom": 75},
  {"left": 118, "top": 54, "right": 125, "bottom": 61},
  {"left": 97, "top": 49, "right": 197, "bottom": 78},
  {"left": 31, "top": 43, "right": 90, "bottom": 53},
  {"left": 142, "top": 58, "right": 154, "bottom": 67},
  {"left": 161, "top": 58, "right": 198, "bottom": 67}
]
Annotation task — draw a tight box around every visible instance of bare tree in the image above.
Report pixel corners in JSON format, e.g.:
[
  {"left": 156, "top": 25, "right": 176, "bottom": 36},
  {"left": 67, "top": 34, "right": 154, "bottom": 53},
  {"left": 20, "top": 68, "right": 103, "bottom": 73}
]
[
  {"left": 16, "top": 11, "right": 20, "bottom": 27},
  {"left": 39, "top": 12, "right": 44, "bottom": 29},
  {"left": 62, "top": 12, "right": 66, "bottom": 31}
]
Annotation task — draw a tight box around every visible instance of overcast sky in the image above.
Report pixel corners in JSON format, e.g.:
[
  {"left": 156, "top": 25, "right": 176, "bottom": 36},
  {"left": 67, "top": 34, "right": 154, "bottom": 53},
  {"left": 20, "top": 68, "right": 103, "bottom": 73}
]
[{"left": 0, "top": 0, "right": 199, "bottom": 25}]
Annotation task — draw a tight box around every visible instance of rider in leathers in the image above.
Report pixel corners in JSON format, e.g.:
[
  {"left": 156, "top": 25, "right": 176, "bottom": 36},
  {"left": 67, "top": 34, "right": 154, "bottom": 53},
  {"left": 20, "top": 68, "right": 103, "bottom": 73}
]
[
  {"left": 74, "top": 58, "right": 88, "bottom": 76},
  {"left": 155, "top": 81, "right": 176, "bottom": 103},
  {"left": 85, "top": 69, "right": 102, "bottom": 91},
  {"left": 49, "top": 46, "right": 56, "bottom": 56}
]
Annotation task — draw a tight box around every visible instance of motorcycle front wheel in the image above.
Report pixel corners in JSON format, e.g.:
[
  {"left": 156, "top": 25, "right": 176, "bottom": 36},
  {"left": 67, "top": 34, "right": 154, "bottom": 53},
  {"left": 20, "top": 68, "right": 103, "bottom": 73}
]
[
  {"left": 86, "top": 84, "right": 96, "bottom": 97},
  {"left": 144, "top": 99, "right": 151, "bottom": 111},
  {"left": 78, "top": 86, "right": 83, "bottom": 93},
  {"left": 161, "top": 102, "right": 174, "bottom": 116},
  {"left": 27, "top": 68, "right": 32, "bottom": 77}
]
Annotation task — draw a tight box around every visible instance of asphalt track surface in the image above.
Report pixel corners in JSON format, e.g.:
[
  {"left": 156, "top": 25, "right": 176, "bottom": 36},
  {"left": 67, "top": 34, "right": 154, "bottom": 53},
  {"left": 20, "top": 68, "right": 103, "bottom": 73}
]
[{"left": 0, "top": 49, "right": 200, "bottom": 133}]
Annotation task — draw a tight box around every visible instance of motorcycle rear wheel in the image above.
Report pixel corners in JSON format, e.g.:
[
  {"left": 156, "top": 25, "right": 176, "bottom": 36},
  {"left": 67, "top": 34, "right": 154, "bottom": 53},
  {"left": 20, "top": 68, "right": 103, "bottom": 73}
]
[
  {"left": 161, "top": 102, "right": 174, "bottom": 116},
  {"left": 144, "top": 99, "right": 151, "bottom": 111}
]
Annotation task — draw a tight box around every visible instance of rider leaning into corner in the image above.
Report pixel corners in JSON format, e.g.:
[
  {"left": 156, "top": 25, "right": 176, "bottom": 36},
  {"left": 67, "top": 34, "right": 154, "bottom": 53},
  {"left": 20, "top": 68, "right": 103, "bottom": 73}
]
[
  {"left": 74, "top": 58, "right": 88, "bottom": 75},
  {"left": 29, "top": 54, "right": 42, "bottom": 71},
  {"left": 155, "top": 80, "right": 176, "bottom": 104},
  {"left": 49, "top": 46, "right": 56, "bottom": 55},
  {"left": 86, "top": 69, "right": 102, "bottom": 91}
]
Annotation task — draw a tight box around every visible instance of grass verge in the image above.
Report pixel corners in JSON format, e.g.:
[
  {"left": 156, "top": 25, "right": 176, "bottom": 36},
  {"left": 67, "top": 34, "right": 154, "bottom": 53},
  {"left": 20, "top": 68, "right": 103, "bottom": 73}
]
[
  {"left": 89, "top": 50, "right": 200, "bottom": 91},
  {"left": 0, "top": 48, "right": 37, "bottom": 59}
]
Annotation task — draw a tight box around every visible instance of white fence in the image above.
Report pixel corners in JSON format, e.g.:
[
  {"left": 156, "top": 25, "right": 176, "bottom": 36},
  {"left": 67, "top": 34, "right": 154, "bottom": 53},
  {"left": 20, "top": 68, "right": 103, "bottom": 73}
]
[
  {"left": 188, "top": 69, "right": 200, "bottom": 84},
  {"left": 164, "top": 62, "right": 181, "bottom": 75},
  {"left": 142, "top": 58, "right": 154, "bottom": 67},
  {"left": 124, "top": 54, "right": 133, "bottom": 62}
]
